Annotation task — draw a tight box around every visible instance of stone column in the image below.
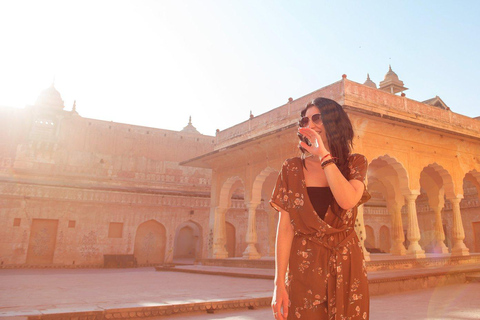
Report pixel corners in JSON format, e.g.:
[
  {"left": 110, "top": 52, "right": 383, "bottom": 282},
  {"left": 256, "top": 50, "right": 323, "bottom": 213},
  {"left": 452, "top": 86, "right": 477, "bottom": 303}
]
[
  {"left": 404, "top": 193, "right": 426, "bottom": 258},
  {"left": 212, "top": 206, "right": 229, "bottom": 259},
  {"left": 388, "top": 202, "right": 407, "bottom": 255},
  {"left": 243, "top": 202, "right": 261, "bottom": 259},
  {"left": 450, "top": 197, "right": 470, "bottom": 256},
  {"left": 432, "top": 205, "right": 449, "bottom": 254},
  {"left": 354, "top": 204, "right": 370, "bottom": 261}
]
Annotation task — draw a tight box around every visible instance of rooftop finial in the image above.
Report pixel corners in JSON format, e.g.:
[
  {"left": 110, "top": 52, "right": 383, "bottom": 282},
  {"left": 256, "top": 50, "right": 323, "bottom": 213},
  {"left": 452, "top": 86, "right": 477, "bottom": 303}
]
[
  {"left": 71, "top": 100, "right": 79, "bottom": 115},
  {"left": 181, "top": 116, "right": 200, "bottom": 134}
]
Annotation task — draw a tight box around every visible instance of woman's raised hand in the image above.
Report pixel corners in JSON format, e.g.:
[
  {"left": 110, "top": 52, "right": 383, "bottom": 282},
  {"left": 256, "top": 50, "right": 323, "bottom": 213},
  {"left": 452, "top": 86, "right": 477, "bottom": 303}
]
[{"left": 298, "top": 127, "right": 328, "bottom": 158}]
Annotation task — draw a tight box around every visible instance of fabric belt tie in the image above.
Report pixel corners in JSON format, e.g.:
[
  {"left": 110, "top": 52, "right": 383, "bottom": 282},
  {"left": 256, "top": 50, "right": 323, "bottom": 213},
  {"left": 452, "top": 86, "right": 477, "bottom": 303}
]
[{"left": 295, "top": 230, "right": 358, "bottom": 319}]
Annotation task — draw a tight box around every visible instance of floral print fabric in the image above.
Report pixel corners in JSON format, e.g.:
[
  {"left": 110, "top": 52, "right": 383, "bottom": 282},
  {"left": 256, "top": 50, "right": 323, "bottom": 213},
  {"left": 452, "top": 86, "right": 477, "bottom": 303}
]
[{"left": 270, "top": 154, "right": 371, "bottom": 320}]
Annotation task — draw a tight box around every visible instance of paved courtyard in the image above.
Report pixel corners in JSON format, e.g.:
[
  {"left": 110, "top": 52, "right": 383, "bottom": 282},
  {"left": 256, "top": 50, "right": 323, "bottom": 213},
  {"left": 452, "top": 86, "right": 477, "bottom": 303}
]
[
  {"left": 167, "top": 282, "right": 480, "bottom": 320},
  {"left": 0, "top": 267, "right": 479, "bottom": 319},
  {"left": 0, "top": 268, "right": 271, "bottom": 315}
]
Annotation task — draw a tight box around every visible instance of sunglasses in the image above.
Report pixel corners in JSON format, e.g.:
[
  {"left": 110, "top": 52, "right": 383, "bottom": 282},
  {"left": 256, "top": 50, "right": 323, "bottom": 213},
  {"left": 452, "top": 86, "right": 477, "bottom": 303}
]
[{"left": 299, "top": 113, "right": 322, "bottom": 127}]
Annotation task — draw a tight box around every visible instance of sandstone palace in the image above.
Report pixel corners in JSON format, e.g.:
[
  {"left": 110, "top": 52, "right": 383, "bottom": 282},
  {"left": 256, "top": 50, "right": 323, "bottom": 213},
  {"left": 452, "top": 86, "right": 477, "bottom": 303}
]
[{"left": 1, "top": 68, "right": 479, "bottom": 267}]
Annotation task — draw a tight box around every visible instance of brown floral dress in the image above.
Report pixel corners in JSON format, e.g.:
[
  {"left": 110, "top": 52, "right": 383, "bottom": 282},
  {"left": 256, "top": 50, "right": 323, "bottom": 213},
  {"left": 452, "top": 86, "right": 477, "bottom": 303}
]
[{"left": 270, "top": 154, "right": 371, "bottom": 320}]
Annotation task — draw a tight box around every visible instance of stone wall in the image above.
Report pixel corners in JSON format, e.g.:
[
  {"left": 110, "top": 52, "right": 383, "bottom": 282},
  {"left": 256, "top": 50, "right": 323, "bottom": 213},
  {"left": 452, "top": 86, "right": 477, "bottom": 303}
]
[{"left": 0, "top": 102, "right": 215, "bottom": 267}]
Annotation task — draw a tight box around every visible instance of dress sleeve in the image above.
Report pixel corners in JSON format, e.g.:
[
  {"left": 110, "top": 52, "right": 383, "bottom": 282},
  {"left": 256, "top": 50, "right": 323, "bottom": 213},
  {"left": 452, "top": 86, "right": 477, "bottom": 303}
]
[
  {"left": 270, "top": 160, "right": 291, "bottom": 212},
  {"left": 349, "top": 154, "right": 371, "bottom": 206}
]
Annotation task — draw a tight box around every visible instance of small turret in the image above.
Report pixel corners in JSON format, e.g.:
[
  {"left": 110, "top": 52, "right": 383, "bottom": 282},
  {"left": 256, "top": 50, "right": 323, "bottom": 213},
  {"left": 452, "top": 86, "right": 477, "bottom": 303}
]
[
  {"left": 378, "top": 65, "right": 408, "bottom": 94},
  {"left": 363, "top": 73, "right": 377, "bottom": 89}
]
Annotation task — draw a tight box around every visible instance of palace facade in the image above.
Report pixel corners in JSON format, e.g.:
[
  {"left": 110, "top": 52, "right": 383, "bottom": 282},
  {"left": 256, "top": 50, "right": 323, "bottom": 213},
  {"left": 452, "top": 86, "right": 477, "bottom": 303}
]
[
  {"left": 1, "top": 68, "right": 479, "bottom": 267},
  {"left": 0, "top": 86, "right": 215, "bottom": 266}
]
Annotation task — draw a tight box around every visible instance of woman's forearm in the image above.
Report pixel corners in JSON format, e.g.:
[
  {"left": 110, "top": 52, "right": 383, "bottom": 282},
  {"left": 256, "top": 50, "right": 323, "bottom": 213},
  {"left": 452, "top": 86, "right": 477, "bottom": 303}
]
[
  {"left": 323, "top": 163, "right": 363, "bottom": 210},
  {"left": 274, "top": 210, "right": 294, "bottom": 286}
]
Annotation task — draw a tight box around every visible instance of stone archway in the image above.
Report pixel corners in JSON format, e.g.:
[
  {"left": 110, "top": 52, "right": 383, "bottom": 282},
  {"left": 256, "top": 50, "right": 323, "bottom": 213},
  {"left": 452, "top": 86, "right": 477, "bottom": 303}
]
[
  {"left": 212, "top": 176, "right": 245, "bottom": 259},
  {"left": 420, "top": 162, "right": 470, "bottom": 256},
  {"left": 368, "top": 155, "right": 409, "bottom": 255},
  {"left": 173, "top": 220, "right": 202, "bottom": 263},
  {"left": 418, "top": 164, "right": 451, "bottom": 253},
  {"left": 134, "top": 220, "right": 166, "bottom": 265},
  {"left": 218, "top": 176, "right": 245, "bottom": 209},
  {"left": 250, "top": 167, "right": 278, "bottom": 258}
]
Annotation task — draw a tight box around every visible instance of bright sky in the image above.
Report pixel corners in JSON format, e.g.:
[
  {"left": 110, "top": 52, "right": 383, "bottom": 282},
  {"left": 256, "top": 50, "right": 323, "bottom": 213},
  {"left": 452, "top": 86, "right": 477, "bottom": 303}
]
[{"left": 0, "top": 0, "right": 479, "bottom": 136}]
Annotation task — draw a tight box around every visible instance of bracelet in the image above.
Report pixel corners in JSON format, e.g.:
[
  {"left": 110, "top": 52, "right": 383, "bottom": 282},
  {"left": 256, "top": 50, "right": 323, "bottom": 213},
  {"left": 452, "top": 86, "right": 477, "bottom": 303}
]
[
  {"left": 321, "top": 158, "right": 336, "bottom": 169},
  {"left": 320, "top": 153, "right": 331, "bottom": 162},
  {"left": 322, "top": 162, "right": 336, "bottom": 169}
]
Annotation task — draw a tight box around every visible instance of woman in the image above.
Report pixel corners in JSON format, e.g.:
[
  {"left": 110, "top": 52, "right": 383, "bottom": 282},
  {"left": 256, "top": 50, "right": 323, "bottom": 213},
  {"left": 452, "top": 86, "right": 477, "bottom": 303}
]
[{"left": 270, "top": 97, "right": 371, "bottom": 320}]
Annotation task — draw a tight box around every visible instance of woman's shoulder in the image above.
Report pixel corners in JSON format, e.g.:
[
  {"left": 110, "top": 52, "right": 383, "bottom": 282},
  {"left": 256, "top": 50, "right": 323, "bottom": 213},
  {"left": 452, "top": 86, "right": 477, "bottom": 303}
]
[
  {"left": 279, "top": 157, "right": 303, "bottom": 173},
  {"left": 281, "top": 156, "right": 302, "bottom": 166},
  {"left": 348, "top": 153, "right": 368, "bottom": 164}
]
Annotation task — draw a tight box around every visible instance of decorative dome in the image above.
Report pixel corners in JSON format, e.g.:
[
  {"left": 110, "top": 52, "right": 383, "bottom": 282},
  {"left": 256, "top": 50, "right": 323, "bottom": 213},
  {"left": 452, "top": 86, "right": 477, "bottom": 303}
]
[
  {"left": 363, "top": 73, "right": 377, "bottom": 88},
  {"left": 383, "top": 65, "right": 400, "bottom": 82},
  {"left": 181, "top": 116, "right": 200, "bottom": 134},
  {"left": 35, "top": 84, "right": 65, "bottom": 110},
  {"left": 378, "top": 65, "right": 408, "bottom": 94}
]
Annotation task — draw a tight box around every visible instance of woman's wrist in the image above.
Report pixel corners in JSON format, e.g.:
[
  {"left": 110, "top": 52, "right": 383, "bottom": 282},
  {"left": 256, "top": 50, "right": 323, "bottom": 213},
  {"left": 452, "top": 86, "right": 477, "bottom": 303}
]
[
  {"left": 319, "top": 153, "right": 331, "bottom": 162},
  {"left": 321, "top": 159, "right": 336, "bottom": 169},
  {"left": 274, "top": 279, "right": 286, "bottom": 287}
]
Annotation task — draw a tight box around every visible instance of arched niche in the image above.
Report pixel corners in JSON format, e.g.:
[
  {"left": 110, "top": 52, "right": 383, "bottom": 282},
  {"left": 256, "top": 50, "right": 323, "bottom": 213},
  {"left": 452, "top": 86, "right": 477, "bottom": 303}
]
[
  {"left": 173, "top": 220, "right": 203, "bottom": 263},
  {"left": 134, "top": 220, "right": 166, "bottom": 265}
]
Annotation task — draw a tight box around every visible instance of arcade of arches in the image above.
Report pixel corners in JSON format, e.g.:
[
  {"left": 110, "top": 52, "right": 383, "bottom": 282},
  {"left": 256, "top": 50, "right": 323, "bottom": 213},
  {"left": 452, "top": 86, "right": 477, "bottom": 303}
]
[{"left": 198, "top": 154, "right": 480, "bottom": 261}]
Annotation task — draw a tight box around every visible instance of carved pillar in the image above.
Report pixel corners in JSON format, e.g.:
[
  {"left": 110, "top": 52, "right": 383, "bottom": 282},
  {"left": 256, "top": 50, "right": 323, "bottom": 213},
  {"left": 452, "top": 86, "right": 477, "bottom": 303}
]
[
  {"left": 432, "top": 205, "right": 449, "bottom": 253},
  {"left": 404, "top": 193, "right": 426, "bottom": 258},
  {"left": 243, "top": 202, "right": 261, "bottom": 259},
  {"left": 388, "top": 201, "right": 407, "bottom": 255},
  {"left": 212, "top": 206, "right": 229, "bottom": 259},
  {"left": 449, "top": 197, "right": 470, "bottom": 256},
  {"left": 354, "top": 204, "right": 370, "bottom": 261}
]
